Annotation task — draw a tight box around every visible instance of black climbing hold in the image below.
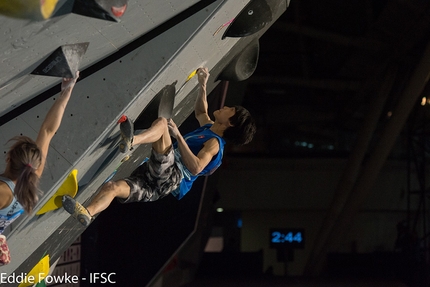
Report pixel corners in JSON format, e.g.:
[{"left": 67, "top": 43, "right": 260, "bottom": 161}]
[
  {"left": 223, "top": 0, "right": 273, "bottom": 39},
  {"left": 134, "top": 82, "right": 177, "bottom": 129},
  {"left": 72, "top": 0, "right": 128, "bottom": 22},
  {"left": 158, "top": 82, "right": 177, "bottom": 119},
  {"left": 31, "top": 43, "right": 89, "bottom": 78}
]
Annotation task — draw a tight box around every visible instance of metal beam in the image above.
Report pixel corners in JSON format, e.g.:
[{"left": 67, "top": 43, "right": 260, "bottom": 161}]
[
  {"left": 303, "top": 63, "right": 397, "bottom": 275},
  {"left": 250, "top": 76, "right": 360, "bottom": 91},
  {"left": 305, "top": 39, "right": 430, "bottom": 275}
]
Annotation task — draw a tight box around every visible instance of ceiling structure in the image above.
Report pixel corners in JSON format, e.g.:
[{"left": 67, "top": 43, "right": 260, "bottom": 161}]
[{"left": 232, "top": 0, "right": 430, "bottom": 158}]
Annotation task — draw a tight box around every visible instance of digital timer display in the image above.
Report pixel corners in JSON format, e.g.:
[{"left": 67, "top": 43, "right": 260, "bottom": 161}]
[{"left": 269, "top": 228, "right": 305, "bottom": 249}]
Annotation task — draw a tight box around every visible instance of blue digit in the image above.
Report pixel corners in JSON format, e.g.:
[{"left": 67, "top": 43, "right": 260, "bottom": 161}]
[
  {"left": 285, "top": 232, "right": 293, "bottom": 242},
  {"left": 272, "top": 232, "right": 281, "bottom": 243},
  {"left": 293, "top": 232, "right": 302, "bottom": 243}
]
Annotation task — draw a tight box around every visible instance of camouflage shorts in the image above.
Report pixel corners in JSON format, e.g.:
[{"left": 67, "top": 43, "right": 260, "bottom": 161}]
[{"left": 120, "top": 147, "right": 182, "bottom": 203}]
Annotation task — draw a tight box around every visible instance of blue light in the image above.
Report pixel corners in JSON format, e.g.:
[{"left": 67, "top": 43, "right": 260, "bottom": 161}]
[{"left": 237, "top": 218, "right": 243, "bottom": 228}]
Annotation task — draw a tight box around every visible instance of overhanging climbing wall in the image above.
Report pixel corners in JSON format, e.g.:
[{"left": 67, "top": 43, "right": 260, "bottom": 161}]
[{"left": 0, "top": 0, "right": 288, "bottom": 282}]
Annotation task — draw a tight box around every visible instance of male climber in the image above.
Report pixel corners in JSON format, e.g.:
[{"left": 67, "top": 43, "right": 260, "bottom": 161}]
[{"left": 63, "top": 67, "right": 256, "bottom": 226}]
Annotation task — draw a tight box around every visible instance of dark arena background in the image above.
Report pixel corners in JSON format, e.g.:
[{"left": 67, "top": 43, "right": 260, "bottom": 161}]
[{"left": 1, "top": 0, "right": 430, "bottom": 286}]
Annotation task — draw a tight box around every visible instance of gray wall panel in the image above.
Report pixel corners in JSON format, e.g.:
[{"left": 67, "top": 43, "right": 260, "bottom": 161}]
[
  {"left": 0, "top": 0, "right": 203, "bottom": 116},
  {"left": 0, "top": 0, "right": 288, "bottom": 277},
  {"left": 0, "top": 0, "right": 233, "bottom": 275}
]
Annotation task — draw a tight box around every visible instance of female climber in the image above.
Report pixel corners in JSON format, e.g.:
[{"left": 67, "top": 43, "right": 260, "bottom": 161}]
[{"left": 0, "top": 72, "right": 79, "bottom": 235}]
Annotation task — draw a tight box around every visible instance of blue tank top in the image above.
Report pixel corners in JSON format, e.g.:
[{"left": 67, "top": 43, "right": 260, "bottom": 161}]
[
  {"left": 171, "top": 124, "right": 226, "bottom": 200},
  {"left": 0, "top": 176, "right": 24, "bottom": 234}
]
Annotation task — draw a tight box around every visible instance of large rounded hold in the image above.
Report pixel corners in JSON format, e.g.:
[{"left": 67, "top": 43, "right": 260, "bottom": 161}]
[{"left": 218, "top": 40, "right": 260, "bottom": 82}]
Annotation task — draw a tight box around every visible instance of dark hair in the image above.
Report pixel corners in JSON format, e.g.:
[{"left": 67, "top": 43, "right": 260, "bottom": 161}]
[
  {"left": 223, "top": 106, "right": 256, "bottom": 145},
  {"left": 6, "top": 136, "right": 42, "bottom": 213}
]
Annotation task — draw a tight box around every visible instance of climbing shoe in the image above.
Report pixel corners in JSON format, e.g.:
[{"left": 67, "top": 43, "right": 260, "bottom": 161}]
[
  {"left": 118, "top": 115, "right": 134, "bottom": 153},
  {"left": 62, "top": 195, "right": 92, "bottom": 227}
]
